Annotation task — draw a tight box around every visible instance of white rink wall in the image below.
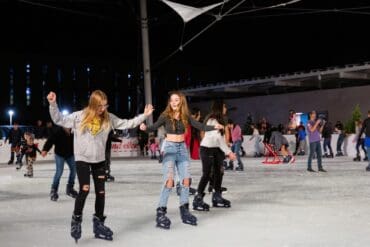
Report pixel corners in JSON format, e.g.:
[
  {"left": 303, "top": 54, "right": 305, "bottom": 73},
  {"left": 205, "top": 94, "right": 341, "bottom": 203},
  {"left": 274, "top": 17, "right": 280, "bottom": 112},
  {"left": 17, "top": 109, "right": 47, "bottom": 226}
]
[
  {"left": 243, "top": 133, "right": 360, "bottom": 157},
  {"left": 0, "top": 137, "right": 141, "bottom": 163},
  {"left": 0, "top": 134, "right": 362, "bottom": 163}
]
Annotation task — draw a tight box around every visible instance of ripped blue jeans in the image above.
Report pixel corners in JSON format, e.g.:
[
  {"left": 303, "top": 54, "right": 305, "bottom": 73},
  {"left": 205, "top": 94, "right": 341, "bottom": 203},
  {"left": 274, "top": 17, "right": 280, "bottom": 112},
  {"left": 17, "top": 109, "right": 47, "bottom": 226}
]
[{"left": 158, "top": 141, "right": 191, "bottom": 207}]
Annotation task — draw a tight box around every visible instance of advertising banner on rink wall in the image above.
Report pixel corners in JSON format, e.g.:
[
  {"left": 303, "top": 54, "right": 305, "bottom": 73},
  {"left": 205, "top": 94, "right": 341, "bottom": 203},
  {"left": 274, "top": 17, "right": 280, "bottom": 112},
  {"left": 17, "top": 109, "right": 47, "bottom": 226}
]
[{"left": 110, "top": 137, "right": 140, "bottom": 157}]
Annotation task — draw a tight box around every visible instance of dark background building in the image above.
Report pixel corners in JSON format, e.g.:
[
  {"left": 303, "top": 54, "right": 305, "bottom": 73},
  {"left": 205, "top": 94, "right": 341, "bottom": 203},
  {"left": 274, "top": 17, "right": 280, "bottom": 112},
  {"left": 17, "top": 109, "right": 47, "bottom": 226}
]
[{"left": 1, "top": 0, "right": 370, "bottom": 124}]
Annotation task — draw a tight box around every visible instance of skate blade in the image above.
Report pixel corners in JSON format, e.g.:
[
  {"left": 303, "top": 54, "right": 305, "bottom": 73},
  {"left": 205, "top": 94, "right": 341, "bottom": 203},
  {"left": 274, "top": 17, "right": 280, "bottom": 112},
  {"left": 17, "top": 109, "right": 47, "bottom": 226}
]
[
  {"left": 156, "top": 224, "right": 170, "bottom": 230},
  {"left": 182, "top": 220, "right": 197, "bottom": 226},
  {"left": 95, "top": 234, "right": 113, "bottom": 241},
  {"left": 193, "top": 207, "right": 209, "bottom": 211},
  {"left": 213, "top": 203, "right": 231, "bottom": 208}
]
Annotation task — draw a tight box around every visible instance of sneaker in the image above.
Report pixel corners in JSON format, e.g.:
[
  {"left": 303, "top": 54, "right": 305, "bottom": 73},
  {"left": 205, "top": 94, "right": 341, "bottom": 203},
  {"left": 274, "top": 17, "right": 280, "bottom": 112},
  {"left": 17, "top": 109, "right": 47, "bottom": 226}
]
[
  {"left": 307, "top": 168, "right": 316, "bottom": 172},
  {"left": 288, "top": 156, "right": 295, "bottom": 164}
]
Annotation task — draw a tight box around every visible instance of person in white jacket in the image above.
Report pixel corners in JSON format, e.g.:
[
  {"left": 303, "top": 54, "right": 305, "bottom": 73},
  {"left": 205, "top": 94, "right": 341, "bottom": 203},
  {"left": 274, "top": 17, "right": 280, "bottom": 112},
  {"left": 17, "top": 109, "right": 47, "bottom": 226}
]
[
  {"left": 193, "top": 100, "right": 236, "bottom": 211},
  {"left": 47, "top": 90, "right": 153, "bottom": 243}
]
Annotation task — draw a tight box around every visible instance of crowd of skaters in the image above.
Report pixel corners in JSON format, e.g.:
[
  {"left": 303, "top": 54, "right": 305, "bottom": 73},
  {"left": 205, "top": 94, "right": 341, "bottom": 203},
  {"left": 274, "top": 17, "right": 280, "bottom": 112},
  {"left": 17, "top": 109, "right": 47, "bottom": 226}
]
[{"left": 1, "top": 89, "right": 369, "bottom": 243}]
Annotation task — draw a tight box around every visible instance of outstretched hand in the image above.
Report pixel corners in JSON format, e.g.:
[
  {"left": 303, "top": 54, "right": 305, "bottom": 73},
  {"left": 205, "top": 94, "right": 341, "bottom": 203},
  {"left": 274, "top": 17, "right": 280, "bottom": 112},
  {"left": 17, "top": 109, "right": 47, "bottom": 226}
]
[
  {"left": 143, "top": 104, "right": 154, "bottom": 117},
  {"left": 140, "top": 123, "right": 147, "bottom": 131},
  {"left": 228, "top": 152, "right": 237, "bottom": 161},
  {"left": 47, "top": 91, "right": 57, "bottom": 104}
]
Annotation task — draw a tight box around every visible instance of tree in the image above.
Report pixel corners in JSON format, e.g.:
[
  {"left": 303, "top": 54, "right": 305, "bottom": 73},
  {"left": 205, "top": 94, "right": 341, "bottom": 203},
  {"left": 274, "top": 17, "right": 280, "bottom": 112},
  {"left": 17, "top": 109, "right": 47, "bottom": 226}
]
[{"left": 344, "top": 104, "right": 362, "bottom": 134}]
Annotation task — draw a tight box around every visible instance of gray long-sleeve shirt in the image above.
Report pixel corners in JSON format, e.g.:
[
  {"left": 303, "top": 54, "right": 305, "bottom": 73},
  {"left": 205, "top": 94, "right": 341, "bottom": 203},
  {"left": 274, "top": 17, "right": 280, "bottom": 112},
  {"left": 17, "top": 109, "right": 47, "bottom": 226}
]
[{"left": 49, "top": 103, "right": 147, "bottom": 163}]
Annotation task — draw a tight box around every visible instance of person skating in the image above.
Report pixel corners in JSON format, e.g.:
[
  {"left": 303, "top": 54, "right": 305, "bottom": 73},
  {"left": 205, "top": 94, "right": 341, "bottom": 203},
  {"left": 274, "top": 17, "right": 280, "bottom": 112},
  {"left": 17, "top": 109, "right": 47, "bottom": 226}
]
[
  {"left": 47, "top": 90, "right": 153, "bottom": 242},
  {"left": 140, "top": 91, "right": 223, "bottom": 229},
  {"left": 359, "top": 111, "right": 370, "bottom": 171},
  {"left": 105, "top": 130, "right": 122, "bottom": 182},
  {"left": 41, "top": 126, "right": 77, "bottom": 201},
  {"left": 353, "top": 120, "right": 367, "bottom": 162},
  {"left": 322, "top": 121, "right": 334, "bottom": 158},
  {"left": 193, "top": 100, "right": 236, "bottom": 211},
  {"left": 227, "top": 119, "right": 244, "bottom": 171},
  {"left": 307, "top": 111, "right": 326, "bottom": 172},
  {"left": 5, "top": 122, "right": 23, "bottom": 165},
  {"left": 21, "top": 132, "right": 42, "bottom": 177}
]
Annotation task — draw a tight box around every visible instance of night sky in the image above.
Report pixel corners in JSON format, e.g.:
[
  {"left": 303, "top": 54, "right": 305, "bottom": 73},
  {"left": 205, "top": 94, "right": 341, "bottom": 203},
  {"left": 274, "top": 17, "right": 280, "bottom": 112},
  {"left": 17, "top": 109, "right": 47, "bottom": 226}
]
[{"left": 1, "top": 0, "right": 370, "bottom": 123}]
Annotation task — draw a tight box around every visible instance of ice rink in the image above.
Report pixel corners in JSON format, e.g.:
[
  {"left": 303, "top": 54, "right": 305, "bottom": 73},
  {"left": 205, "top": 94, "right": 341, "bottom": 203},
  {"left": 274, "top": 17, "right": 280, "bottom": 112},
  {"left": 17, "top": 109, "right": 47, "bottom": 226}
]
[{"left": 1, "top": 156, "right": 370, "bottom": 247}]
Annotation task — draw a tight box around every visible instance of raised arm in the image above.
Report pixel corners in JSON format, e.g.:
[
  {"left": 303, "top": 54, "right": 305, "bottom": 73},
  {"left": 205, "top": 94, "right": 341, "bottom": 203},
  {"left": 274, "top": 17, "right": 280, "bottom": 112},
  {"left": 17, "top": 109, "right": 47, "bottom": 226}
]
[
  {"left": 143, "top": 115, "right": 166, "bottom": 132},
  {"left": 110, "top": 113, "right": 146, "bottom": 130},
  {"left": 47, "top": 92, "right": 77, "bottom": 129},
  {"left": 308, "top": 120, "right": 321, "bottom": 133},
  {"left": 111, "top": 104, "right": 153, "bottom": 130},
  {"left": 189, "top": 117, "right": 222, "bottom": 131}
]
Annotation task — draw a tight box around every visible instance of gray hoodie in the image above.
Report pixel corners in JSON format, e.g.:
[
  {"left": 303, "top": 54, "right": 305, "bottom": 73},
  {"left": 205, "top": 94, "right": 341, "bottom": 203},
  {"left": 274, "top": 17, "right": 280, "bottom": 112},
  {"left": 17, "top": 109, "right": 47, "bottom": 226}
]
[{"left": 49, "top": 103, "right": 147, "bottom": 163}]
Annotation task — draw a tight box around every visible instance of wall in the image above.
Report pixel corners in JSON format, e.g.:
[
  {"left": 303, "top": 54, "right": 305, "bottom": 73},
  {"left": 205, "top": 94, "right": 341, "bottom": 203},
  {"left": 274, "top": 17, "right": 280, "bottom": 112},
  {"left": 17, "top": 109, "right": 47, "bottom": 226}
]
[
  {"left": 191, "top": 85, "right": 370, "bottom": 126},
  {"left": 0, "top": 137, "right": 140, "bottom": 164}
]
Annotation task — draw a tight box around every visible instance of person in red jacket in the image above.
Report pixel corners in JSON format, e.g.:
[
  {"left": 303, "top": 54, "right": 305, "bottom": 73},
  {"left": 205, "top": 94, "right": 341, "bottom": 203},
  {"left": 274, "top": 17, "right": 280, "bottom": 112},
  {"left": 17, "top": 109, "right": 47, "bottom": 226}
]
[{"left": 184, "top": 107, "right": 201, "bottom": 160}]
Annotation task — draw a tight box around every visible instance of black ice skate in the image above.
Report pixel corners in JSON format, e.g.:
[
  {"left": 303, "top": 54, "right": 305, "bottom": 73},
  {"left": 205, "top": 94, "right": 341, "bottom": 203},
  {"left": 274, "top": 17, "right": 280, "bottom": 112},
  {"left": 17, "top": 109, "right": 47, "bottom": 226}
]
[
  {"left": 353, "top": 155, "right": 361, "bottom": 162},
  {"left": 50, "top": 188, "right": 59, "bottom": 201},
  {"left": 66, "top": 184, "right": 78, "bottom": 198},
  {"left": 212, "top": 192, "right": 231, "bottom": 208},
  {"left": 93, "top": 215, "right": 113, "bottom": 241},
  {"left": 192, "top": 193, "right": 210, "bottom": 211},
  {"left": 106, "top": 174, "right": 115, "bottom": 182},
  {"left": 71, "top": 214, "right": 82, "bottom": 243},
  {"left": 179, "top": 203, "right": 197, "bottom": 226},
  {"left": 156, "top": 207, "right": 171, "bottom": 229}
]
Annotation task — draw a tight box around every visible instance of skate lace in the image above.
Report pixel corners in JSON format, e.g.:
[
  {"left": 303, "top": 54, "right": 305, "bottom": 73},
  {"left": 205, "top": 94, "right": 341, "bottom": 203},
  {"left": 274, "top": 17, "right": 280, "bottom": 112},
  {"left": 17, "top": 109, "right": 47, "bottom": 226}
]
[
  {"left": 157, "top": 214, "right": 169, "bottom": 222},
  {"left": 71, "top": 223, "right": 81, "bottom": 235},
  {"left": 98, "top": 222, "right": 113, "bottom": 234}
]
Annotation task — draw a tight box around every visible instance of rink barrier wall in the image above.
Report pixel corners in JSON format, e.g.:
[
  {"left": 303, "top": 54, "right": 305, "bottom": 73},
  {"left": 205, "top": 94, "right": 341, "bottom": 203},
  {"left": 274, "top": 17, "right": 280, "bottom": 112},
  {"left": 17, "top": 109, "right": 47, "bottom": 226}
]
[
  {"left": 0, "top": 134, "right": 361, "bottom": 164},
  {"left": 0, "top": 137, "right": 141, "bottom": 163}
]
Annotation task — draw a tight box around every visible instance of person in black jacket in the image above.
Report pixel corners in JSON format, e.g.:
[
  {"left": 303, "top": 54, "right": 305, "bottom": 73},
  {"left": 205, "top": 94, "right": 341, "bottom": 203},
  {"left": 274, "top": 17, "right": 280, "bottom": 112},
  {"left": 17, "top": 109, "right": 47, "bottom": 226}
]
[
  {"left": 5, "top": 122, "right": 23, "bottom": 165},
  {"left": 335, "top": 120, "right": 345, "bottom": 156},
  {"left": 359, "top": 111, "right": 370, "bottom": 171},
  {"left": 322, "top": 121, "right": 334, "bottom": 158},
  {"left": 41, "top": 126, "right": 77, "bottom": 201},
  {"left": 105, "top": 130, "right": 122, "bottom": 182}
]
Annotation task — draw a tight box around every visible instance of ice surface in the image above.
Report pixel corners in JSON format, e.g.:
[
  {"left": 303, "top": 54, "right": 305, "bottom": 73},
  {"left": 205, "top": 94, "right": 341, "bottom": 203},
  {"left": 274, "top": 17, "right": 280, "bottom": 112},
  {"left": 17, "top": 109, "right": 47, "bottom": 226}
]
[{"left": 1, "top": 156, "right": 370, "bottom": 247}]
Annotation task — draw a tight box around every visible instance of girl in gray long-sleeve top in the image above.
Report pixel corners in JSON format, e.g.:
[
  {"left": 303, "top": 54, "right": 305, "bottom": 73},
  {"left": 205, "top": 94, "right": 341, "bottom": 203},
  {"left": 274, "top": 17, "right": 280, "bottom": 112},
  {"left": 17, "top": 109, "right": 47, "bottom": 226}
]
[{"left": 47, "top": 90, "right": 153, "bottom": 243}]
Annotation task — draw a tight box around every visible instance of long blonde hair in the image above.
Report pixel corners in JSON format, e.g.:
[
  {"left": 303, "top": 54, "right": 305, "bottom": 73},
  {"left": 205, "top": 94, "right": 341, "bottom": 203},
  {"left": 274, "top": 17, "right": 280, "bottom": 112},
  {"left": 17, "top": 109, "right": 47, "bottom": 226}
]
[
  {"left": 162, "top": 91, "right": 189, "bottom": 130},
  {"left": 80, "top": 90, "right": 110, "bottom": 132}
]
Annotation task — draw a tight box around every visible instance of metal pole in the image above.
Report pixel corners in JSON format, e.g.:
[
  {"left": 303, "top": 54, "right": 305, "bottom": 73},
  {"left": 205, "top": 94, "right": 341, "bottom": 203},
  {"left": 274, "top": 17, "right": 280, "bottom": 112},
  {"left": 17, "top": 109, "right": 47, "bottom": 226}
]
[{"left": 140, "top": 0, "right": 153, "bottom": 125}]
